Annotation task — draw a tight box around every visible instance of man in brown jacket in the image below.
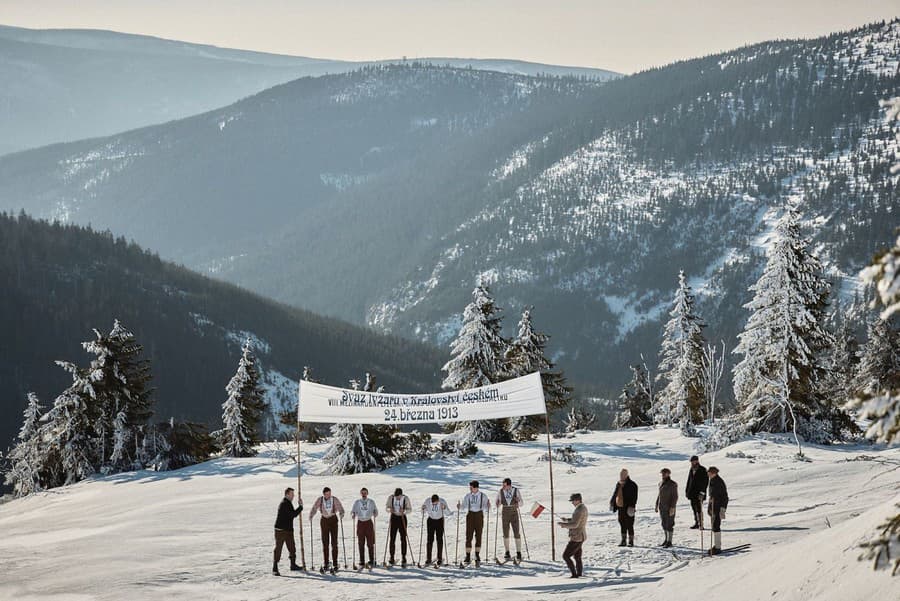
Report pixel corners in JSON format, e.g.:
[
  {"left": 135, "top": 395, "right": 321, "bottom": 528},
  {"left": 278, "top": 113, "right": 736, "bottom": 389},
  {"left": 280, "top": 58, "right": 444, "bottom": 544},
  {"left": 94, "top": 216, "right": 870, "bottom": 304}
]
[
  {"left": 655, "top": 468, "right": 679, "bottom": 548},
  {"left": 559, "top": 492, "right": 588, "bottom": 578}
]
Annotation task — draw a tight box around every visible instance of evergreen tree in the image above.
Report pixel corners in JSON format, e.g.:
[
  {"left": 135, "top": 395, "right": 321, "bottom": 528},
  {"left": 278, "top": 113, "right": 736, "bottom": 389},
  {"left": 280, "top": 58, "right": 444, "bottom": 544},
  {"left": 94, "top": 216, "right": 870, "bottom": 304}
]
[
  {"left": 564, "top": 406, "right": 596, "bottom": 433},
  {"left": 654, "top": 270, "right": 706, "bottom": 431},
  {"left": 613, "top": 364, "right": 652, "bottom": 429},
  {"left": 214, "top": 339, "right": 267, "bottom": 457},
  {"left": 4, "top": 393, "right": 45, "bottom": 497},
  {"left": 360, "top": 372, "right": 399, "bottom": 467},
  {"left": 324, "top": 378, "right": 390, "bottom": 474},
  {"left": 81, "top": 320, "right": 154, "bottom": 472},
  {"left": 145, "top": 418, "right": 219, "bottom": 471},
  {"left": 504, "top": 308, "right": 573, "bottom": 441},
  {"left": 442, "top": 284, "right": 509, "bottom": 442},
  {"left": 824, "top": 316, "right": 860, "bottom": 404},
  {"left": 847, "top": 317, "right": 900, "bottom": 442},
  {"left": 732, "top": 208, "right": 836, "bottom": 437},
  {"left": 42, "top": 362, "right": 98, "bottom": 486}
]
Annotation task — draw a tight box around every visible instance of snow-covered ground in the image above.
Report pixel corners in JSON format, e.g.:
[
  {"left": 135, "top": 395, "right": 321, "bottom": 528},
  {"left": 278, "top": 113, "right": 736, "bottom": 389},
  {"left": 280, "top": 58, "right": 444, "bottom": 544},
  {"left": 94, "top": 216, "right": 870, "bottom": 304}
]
[{"left": 1, "top": 428, "right": 898, "bottom": 600}]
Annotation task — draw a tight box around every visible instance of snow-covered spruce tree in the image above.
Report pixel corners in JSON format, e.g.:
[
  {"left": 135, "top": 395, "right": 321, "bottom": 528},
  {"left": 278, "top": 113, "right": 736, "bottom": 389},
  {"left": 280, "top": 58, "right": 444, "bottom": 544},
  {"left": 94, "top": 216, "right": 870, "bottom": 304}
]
[
  {"left": 442, "top": 284, "right": 510, "bottom": 442},
  {"left": 81, "top": 320, "right": 154, "bottom": 472},
  {"left": 360, "top": 372, "right": 399, "bottom": 466},
  {"left": 145, "top": 418, "right": 218, "bottom": 471},
  {"left": 324, "top": 378, "right": 390, "bottom": 474},
  {"left": 613, "top": 364, "right": 652, "bottom": 429},
  {"left": 732, "top": 208, "right": 841, "bottom": 443},
  {"left": 564, "top": 405, "right": 596, "bottom": 433},
  {"left": 504, "top": 308, "right": 573, "bottom": 441},
  {"left": 848, "top": 317, "right": 900, "bottom": 442},
  {"left": 214, "top": 338, "right": 267, "bottom": 457},
  {"left": 3, "top": 393, "right": 45, "bottom": 497},
  {"left": 823, "top": 316, "right": 860, "bottom": 405},
  {"left": 654, "top": 270, "right": 706, "bottom": 432},
  {"left": 42, "top": 362, "right": 99, "bottom": 487}
]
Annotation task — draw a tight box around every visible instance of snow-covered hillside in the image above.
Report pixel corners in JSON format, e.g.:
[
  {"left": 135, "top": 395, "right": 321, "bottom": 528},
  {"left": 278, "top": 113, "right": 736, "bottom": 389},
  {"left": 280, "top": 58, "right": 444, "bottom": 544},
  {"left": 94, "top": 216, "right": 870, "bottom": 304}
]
[{"left": 1, "top": 428, "right": 897, "bottom": 600}]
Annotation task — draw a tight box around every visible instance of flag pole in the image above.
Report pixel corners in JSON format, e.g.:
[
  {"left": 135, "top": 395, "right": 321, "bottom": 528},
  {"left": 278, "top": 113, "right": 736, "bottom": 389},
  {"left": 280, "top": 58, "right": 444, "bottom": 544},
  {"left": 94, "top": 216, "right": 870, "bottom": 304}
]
[
  {"left": 543, "top": 409, "right": 556, "bottom": 561},
  {"left": 297, "top": 383, "right": 307, "bottom": 569}
]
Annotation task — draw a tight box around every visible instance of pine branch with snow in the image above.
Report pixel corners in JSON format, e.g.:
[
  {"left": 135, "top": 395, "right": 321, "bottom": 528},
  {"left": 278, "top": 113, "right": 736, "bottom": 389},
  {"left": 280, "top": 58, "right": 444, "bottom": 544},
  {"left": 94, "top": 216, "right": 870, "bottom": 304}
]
[{"left": 613, "top": 364, "right": 653, "bottom": 429}]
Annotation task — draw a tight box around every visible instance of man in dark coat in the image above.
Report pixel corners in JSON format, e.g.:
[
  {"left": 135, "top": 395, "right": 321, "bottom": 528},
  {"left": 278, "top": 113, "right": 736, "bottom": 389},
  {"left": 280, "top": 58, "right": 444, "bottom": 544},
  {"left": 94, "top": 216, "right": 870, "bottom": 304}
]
[
  {"left": 273, "top": 487, "right": 304, "bottom": 575},
  {"left": 706, "top": 466, "right": 729, "bottom": 555},
  {"left": 685, "top": 455, "right": 709, "bottom": 529},
  {"left": 609, "top": 468, "right": 638, "bottom": 547},
  {"left": 655, "top": 468, "right": 678, "bottom": 548}
]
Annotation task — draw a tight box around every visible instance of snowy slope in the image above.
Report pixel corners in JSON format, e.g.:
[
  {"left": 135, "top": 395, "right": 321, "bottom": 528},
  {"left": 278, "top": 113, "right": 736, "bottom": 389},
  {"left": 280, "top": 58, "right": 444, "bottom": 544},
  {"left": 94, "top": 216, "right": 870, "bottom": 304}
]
[{"left": 1, "top": 428, "right": 897, "bottom": 600}]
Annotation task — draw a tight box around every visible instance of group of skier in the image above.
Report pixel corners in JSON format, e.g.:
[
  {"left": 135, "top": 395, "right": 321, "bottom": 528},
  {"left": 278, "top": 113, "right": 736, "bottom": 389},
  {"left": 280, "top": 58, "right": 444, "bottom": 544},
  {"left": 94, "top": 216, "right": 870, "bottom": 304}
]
[
  {"left": 272, "top": 478, "right": 528, "bottom": 575},
  {"left": 271, "top": 455, "right": 730, "bottom": 578}
]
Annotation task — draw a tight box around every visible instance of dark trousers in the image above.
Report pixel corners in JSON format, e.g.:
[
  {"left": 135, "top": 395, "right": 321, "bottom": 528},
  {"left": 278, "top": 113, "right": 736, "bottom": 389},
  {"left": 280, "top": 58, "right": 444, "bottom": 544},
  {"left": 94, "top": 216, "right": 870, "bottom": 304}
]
[
  {"left": 710, "top": 509, "right": 722, "bottom": 533},
  {"left": 563, "top": 541, "right": 583, "bottom": 576},
  {"left": 389, "top": 514, "right": 408, "bottom": 560},
  {"left": 356, "top": 519, "right": 375, "bottom": 564},
  {"left": 617, "top": 508, "right": 635, "bottom": 539},
  {"left": 273, "top": 529, "right": 296, "bottom": 563},
  {"left": 660, "top": 508, "right": 675, "bottom": 532},
  {"left": 691, "top": 497, "right": 703, "bottom": 525},
  {"left": 320, "top": 515, "right": 339, "bottom": 566},
  {"left": 426, "top": 517, "right": 445, "bottom": 562},
  {"left": 465, "top": 511, "right": 484, "bottom": 552}
]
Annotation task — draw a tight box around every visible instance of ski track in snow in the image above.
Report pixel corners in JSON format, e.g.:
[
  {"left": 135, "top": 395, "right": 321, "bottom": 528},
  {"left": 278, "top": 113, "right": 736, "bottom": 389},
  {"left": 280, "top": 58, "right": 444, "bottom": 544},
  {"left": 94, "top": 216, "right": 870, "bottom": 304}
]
[{"left": 1, "top": 428, "right": 898, "bottom": 600}]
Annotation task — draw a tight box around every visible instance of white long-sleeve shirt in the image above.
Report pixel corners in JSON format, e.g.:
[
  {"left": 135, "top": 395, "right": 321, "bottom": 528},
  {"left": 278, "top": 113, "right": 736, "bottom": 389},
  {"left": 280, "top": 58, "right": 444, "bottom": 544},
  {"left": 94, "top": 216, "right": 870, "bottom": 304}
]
[
  {"left": 385, "top": 494, "right": 412, "bottom": 516},
  {"left": 352, "top": 498, "right": 378, "bottom": 521},
  {"left": 461, "top": 491, "right": 490, "bottom": 513},
  {"left": 422, "top": 497, "right": 450, "bottom": 520},
  {"left": 309, "top": 495, "right": 345, "bottom": 520}
]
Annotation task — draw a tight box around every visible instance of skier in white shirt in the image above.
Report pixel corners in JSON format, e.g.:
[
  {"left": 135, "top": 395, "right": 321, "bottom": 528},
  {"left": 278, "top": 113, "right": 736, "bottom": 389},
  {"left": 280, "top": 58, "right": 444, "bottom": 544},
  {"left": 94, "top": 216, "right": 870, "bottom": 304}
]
[
  {"left": 421, "top": 493, "right": 450, "bottom": 566},
  {"left": 385, "top": 487, "right": 412, "bottom": 566},
  {"left": 495, "top": 477, "right": 524, "bottom": 562},
  {"left": 457, "top": 480, "right": 491, "bottom": 565},
  {"left": 351, "top": 487, "right": 378, "bottom": 569}
]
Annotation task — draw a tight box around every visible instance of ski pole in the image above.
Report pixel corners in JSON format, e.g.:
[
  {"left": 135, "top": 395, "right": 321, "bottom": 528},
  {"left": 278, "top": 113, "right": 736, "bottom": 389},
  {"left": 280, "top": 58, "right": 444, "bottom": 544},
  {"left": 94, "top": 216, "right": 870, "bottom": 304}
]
[
  {"left": 493, "top": 505, "right": 500, "bottom": 561},
  {"left": 418, "top": 511, "right": 425, "bottom": 567},
  {"left": 381, "top": 517, "right": 391, "bottom": 567},
  {"left": 352, "top": 518, "right": 357, "bottom": 570},
  {"left": 484, "top": 504, "right": 490, "bottom": 562},
  {"left": 455, "top": 504, "right": 461, "bottom": 566},
  {"left": 404, "top": 515, "right": 418, "bottom": 567},
  {"left": 340, "top": 516, "right": 348, "bottom": 569},
  {"left": 310, "top": 518, "right": 315, "bottom": 571},
  {"left": 516, "top": 506, "right": 531, "bottom": 560}
]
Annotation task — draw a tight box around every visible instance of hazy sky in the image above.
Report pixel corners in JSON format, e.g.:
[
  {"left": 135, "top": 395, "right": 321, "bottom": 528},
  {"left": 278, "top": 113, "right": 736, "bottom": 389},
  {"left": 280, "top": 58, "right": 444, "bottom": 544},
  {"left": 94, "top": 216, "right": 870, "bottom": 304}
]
[{"left": 2, "top": 1, "right": 898, "bottom": 73}]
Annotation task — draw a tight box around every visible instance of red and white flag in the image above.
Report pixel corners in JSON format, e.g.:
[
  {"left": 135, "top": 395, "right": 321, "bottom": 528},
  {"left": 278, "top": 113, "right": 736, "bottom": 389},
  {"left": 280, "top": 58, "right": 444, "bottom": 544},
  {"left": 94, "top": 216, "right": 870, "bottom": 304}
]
[{"left": 530, "top": 502, "right": 546, "bottom": 518}]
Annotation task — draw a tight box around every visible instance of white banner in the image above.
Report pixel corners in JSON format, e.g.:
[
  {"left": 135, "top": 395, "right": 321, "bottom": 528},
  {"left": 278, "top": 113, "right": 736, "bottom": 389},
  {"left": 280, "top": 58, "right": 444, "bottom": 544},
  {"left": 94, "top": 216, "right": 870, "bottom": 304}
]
[{"left": 298, "top": 372, "right": 545, "bottom": 425}]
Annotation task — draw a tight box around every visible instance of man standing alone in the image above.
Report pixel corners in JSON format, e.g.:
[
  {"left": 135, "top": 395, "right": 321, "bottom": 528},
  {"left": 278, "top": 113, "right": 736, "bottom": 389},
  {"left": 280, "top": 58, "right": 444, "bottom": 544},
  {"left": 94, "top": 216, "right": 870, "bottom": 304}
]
[
  {"left": 558, "top": 493, "right": 588, "bottom": 578},
  {"left": 685, "top": 455, "right": 708, "bottom": 529},
  {"left": 351, "top": 487, "right": 378, "bottom": 569},
  {"left": 609, "top": 468, "right": 638, "bottom": 547},
  {"left": 655, "top": 468, "right": 678, "bottom": 548},
  {"left": 272, "top": 487, "right": 303, "bottom": 576}
]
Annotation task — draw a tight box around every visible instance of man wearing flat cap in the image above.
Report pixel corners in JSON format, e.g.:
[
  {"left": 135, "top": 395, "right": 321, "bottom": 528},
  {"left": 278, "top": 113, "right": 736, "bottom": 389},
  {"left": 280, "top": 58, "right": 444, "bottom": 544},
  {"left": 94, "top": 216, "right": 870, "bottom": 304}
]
[{"left": 558, "top": 492, "right": 588, "bottom": 578}]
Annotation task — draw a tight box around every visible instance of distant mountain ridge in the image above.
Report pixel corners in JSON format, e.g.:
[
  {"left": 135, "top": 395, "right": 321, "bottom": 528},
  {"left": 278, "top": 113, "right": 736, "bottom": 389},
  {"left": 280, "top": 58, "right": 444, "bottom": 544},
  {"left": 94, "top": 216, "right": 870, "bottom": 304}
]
[
  {"left": 0, "top": 24, "right": 618, "bottom": 155},
  {"left": 0, "top": 19, "right": 897, "bottom": 398}
]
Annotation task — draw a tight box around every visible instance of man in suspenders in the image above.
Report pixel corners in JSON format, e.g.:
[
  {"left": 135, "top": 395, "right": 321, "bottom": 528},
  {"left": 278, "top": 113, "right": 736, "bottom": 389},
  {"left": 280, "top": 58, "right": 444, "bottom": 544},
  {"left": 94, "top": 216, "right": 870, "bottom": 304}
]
[
  {"left": 495, "top": 477, "right": 524, "bottom": 562},
  {"left": 351, "top": 487, "right": 378, "bottom": 569},
  {"left": 309, "top": 487, "right": 345, "bottom": 574},
  {"left": 385, "top": 487, "right": 412, "bottom": 566},
  {"left": 421, "top": 493, "right": 450, "bottom": 566},
  {"left": 457, "top": 480, "right": 491, "bottom": 566}
]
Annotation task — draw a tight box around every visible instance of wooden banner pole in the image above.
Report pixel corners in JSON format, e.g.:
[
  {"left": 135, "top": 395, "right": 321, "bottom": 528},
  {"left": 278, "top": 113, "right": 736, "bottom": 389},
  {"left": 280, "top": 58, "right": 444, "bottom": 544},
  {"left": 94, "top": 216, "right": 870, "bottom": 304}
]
[
  {"left": 544, "top": 410, "right": 556, "bottom": 562},
  {"left": 297, "top": 383, "right": 307, "bottom": 569}
]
